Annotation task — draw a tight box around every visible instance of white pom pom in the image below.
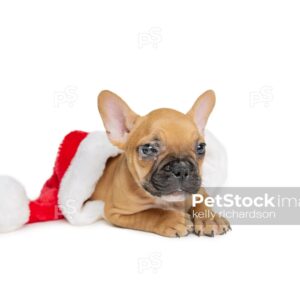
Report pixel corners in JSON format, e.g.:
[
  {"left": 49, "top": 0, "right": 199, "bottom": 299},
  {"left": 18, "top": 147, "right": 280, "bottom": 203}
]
[{"left": 0, "top": 176, "right": 30, "bottom": 233}]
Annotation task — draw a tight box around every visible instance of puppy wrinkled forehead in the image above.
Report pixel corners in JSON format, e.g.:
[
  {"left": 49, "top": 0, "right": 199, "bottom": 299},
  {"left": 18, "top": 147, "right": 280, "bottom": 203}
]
[{"left": 144, "top": 109, "right": 199, "bottom": 136}]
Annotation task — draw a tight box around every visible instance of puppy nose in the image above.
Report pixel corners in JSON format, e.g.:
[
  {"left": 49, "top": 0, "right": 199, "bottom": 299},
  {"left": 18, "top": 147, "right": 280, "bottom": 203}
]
[{"left": 166, "top": 160, "right": 192, "bottom": 179}]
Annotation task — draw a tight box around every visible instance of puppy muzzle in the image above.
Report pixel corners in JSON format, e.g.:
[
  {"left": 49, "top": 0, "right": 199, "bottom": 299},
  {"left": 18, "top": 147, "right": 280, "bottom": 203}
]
[{"left": 143, "top": 158, "right": 201, "bottom": 197}]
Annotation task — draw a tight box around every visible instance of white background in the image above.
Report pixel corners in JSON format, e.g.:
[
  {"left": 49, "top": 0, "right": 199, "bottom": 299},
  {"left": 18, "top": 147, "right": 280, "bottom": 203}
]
[{"left": 0, "top": 1, "right": 299, "bottom": 299}]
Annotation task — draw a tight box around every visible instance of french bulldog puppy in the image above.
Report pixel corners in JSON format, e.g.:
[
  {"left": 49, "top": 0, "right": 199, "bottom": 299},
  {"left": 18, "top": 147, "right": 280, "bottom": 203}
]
[{"left": 91, "top": 90, "right": 230, "bottom": 237}]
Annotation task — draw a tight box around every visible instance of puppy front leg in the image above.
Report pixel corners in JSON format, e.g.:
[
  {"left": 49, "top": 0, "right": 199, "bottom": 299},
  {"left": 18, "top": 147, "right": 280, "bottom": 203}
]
[
  {"left": 106, "top": 208, "right": 194, "bottom": 237},
  {"left": 191, "top": 188, "right": 231, "bottom": 237}
]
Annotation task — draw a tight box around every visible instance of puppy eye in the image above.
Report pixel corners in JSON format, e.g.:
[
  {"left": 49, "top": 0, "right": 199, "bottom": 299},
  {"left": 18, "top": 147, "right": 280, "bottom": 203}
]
[
  {"left": 138, "top": 143, "right": 159, "bottom": 158},
  {"left": 196, "top": 143, "right": 206, "bottom": 155}
]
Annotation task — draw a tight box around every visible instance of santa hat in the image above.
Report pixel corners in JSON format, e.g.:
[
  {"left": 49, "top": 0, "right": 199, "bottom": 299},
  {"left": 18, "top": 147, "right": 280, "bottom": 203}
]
[
  {"left": 0, "top": 131, "right": 121, "bottom": 233},
  {"left": 0, "top": 130, "right": 226, "bottom": 233}
]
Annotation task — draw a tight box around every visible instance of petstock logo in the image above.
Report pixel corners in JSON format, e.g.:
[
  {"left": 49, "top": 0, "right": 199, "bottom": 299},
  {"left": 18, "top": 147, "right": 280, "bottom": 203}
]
[{"left": 192, "top": 187, "right": 300, "bottom": 225}]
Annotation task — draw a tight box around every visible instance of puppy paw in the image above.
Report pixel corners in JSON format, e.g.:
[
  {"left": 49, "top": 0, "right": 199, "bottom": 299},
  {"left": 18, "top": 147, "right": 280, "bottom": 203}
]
[
  {"left": 155, "top": 211, "right": 194, "bottom": 237},
  {"left": 194, "top": 213, "right": 231, "bottom": 237}
]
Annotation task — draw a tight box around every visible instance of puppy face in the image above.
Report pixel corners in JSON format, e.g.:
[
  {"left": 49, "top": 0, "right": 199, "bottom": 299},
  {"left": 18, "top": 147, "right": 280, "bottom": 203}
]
[{"left": 98, "top": 90, "right": 215, "bottom": 200}]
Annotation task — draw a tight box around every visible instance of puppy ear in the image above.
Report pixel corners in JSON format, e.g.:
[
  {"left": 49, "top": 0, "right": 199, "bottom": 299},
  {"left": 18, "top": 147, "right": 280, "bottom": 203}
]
[
  {"left": 98, "top": 90, "right": 139, "bottom": 148},
  {"left": 187, "top": 90, "right": 216, "bottom": 134}
]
